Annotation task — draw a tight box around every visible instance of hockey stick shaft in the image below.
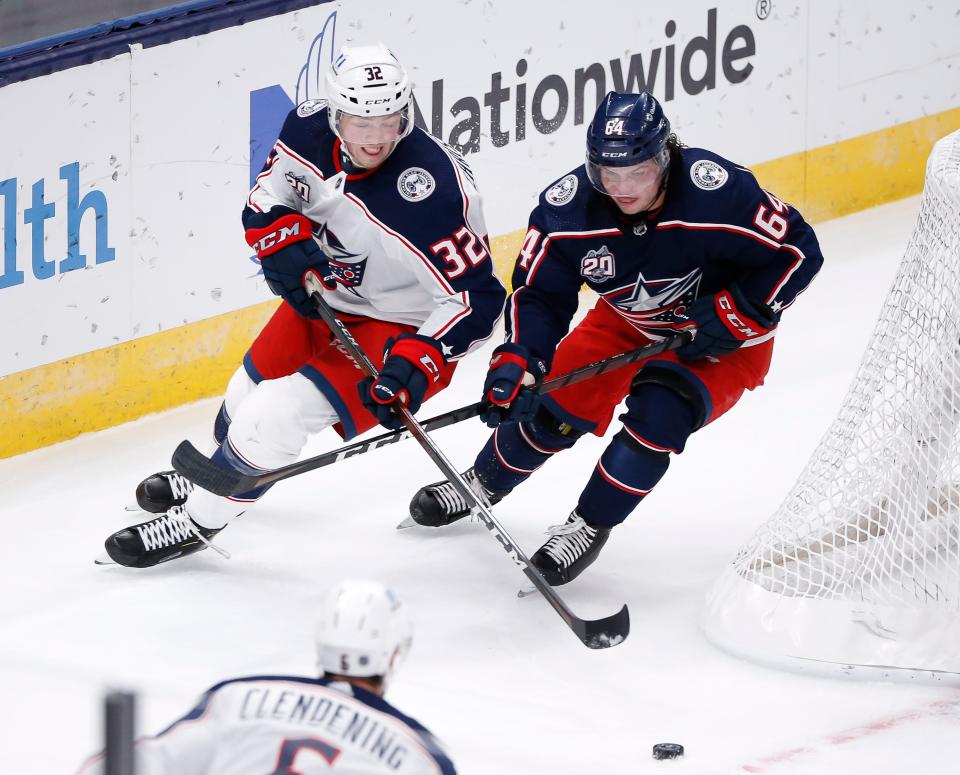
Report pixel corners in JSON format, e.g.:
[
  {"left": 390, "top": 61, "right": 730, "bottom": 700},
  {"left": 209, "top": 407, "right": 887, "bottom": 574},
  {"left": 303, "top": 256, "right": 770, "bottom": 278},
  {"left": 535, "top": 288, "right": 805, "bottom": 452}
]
[
  {"left": 305, "top": 280, "right": 629, "bottom": 648},
  {"left": 172, "top": 329, "right": 690, "bottom": 497}
]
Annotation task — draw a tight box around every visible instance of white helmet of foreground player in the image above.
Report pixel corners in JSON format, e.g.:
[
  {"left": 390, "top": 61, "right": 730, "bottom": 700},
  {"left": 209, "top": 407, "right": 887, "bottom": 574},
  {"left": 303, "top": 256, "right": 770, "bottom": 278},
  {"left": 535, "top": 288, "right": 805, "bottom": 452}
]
[
  {"left": 315, "top": 579, "right": 413, "bottom": 688},
  {"left": 325, "top": 44, "right": 414, "bottom": 168}
]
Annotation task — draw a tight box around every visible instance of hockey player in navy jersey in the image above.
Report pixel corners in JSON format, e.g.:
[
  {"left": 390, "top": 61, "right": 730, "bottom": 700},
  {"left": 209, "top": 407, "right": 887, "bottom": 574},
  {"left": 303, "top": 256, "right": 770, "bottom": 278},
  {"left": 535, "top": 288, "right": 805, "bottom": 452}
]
[
  {"left": 102, "top": 44, "right": 505, "bottom": 568},
  {"left": 77, "top": 579, "right": 457, "bottom": 774},
  {"left": 407, "top": 91, "right": 824, "bottom": 586}
]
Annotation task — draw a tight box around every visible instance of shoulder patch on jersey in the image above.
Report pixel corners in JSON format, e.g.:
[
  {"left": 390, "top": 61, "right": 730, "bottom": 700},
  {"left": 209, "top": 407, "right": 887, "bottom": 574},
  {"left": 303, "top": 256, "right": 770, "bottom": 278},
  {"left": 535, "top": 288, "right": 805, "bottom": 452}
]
[
  {"left": 690, "top": 159, "right": 728, "bottom": 191},
  {"left": 296, "top": 99, "right": 326, "bottom": 118},
  {"left": 580, "top": 245, "right": 616, "bottom": 281},
  {"left": 284, "top": 171, "right": 311, "bottom": 202},
  {"left": 545, "top": 174, "right": 578, "bottom": 206},
  {"left": 397, "top": 167, "right": 436, "bottom": 202}
]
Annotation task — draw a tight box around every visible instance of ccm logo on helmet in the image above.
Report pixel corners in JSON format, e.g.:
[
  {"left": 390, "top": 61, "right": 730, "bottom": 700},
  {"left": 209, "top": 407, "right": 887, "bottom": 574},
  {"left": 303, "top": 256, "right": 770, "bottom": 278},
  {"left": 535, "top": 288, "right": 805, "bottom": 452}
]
[{"left": 601, "top": 151, "right": 628, "bottom": 158}]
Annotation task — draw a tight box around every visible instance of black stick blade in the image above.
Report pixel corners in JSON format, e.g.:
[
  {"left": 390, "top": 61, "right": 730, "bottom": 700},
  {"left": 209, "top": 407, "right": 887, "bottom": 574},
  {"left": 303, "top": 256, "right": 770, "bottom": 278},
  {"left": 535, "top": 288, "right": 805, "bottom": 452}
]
[
  {"left": 572, "top": 604, "right": 630, "bottom": 649},
  {"left": 171, "top": 441, "right": 245, "bottom": 496}
]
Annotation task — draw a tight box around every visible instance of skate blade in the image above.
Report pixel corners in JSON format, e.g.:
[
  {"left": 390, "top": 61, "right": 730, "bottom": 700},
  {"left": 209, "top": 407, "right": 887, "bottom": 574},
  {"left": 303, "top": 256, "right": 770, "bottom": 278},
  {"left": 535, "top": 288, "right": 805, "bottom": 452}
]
[
  {"left": 94, "top": 553, "right": 116, "bottom": 566},
  {"left": 517, "top": 584, "right": 537, "bottom": 598},
  {"left": 124, "top": 502, "right": 145, "bottom": 512},
  {"left": 396, "top": 516, "right": 419, "bottom": 530}
]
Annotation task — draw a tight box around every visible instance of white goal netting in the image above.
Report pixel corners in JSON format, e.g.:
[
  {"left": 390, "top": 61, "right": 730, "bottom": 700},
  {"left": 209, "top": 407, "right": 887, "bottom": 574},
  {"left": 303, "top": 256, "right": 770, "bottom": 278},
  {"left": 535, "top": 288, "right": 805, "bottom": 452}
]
[{"left": 702, "top": 130, "right": 960, "bottom": 683}]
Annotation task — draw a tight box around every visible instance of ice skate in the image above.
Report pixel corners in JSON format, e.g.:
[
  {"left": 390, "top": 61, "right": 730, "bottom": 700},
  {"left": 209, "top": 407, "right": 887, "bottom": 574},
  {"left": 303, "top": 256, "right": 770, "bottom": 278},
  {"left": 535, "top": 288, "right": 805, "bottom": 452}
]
[
  {"left": 530, "top": 510, "right": 611, "bottom": 585},
  {"left": 102, "top": 507, "right": 223, "bottom": 568},
  {"left": 402, "top": 467, "right": 508, "bottom": 528},
  {"left": 135, "top": 470, "right": 194, "bottom": 513}
]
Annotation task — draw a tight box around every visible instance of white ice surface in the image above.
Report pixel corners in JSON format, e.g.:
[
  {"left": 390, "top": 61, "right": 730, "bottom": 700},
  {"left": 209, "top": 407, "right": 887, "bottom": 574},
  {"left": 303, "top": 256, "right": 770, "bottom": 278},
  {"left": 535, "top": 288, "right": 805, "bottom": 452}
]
[{"left": 2, "top": 195, "right": 959, "bottom": 774}]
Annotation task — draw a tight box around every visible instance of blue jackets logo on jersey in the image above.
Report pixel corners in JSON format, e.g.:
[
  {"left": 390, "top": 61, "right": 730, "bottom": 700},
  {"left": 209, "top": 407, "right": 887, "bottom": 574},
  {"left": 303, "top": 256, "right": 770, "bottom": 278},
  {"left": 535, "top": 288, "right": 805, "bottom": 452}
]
[
  {"left": 397, "top": 168, "right": 435, "bottom": 202},
  {"left": 296, "top": 99, "right": 326, "bottom": 118},
  {"left": 581, "top": 246, "right": 616, "bottom": 282},
  {"left": 545, "top": 174, "right": 578, "bottom": 206},
  {"left": 690, "top": 159, "right": 728, "bottom": 190},
  {"left": 605, "top": 268, "right": 701, "bottom": 333},
  {"left": 317, "top": 223, "right": 366, "bottom": 290},
  {"left": 329, "top": 257, "right": 367, "bottom": 287},
  {"left": 616, "top": 269, "right": 700, "bottom": 312}
]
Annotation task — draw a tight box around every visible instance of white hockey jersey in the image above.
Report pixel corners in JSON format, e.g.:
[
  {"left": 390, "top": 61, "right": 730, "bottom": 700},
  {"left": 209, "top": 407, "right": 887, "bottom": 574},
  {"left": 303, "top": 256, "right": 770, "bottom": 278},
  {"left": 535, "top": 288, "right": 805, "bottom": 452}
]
[
  {"left": 244, "top": 102, "right": 506, "bottom": 360},
  {"left": 76, "top": 675, "right": 456, "bottom": 775}
]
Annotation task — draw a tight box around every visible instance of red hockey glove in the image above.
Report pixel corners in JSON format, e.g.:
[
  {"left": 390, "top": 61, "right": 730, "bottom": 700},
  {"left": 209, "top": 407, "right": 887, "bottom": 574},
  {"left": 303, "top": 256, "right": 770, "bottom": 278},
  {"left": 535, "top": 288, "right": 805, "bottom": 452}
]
[
  {"left": 479, "top": 343, "right": 548, "bottom": 427},
  {"left": 246, "top": 211, "right": 336, "bottom": 319},
  {"left": 358, "top": 334, "right": 449, "bottom": 430}
]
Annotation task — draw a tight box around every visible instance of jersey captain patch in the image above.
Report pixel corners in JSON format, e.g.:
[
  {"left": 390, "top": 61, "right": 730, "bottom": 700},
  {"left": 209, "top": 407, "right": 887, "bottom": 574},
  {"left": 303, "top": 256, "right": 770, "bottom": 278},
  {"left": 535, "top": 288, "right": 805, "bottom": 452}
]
[
  {"left": 545, "top": 174, "right": 578, "bottom": 206},
  {"left": 690, "top": 159, "right": 728, "bottom": 191},
  {"left": 397, "top": 167, "right": 436, "bottom": 202}
]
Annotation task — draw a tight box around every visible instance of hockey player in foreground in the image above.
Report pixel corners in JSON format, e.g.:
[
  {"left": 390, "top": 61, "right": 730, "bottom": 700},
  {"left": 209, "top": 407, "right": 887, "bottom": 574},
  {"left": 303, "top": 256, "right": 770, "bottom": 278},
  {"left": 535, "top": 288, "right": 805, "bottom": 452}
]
[
  {"left": 407, "top": 91, "right": 825, "bottom": 586},
  {"left": 77, "top": 579, "right": 457, "bottom": 774},
  {"left": 101, "top": 44, "right": 505, "bottom": 567}
]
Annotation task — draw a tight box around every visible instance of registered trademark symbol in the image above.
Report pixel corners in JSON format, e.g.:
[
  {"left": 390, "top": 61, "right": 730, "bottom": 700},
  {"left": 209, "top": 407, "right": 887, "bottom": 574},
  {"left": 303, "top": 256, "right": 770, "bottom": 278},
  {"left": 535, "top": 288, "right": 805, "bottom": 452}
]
[{"left": 756, "top": 0, "right": 771, "bottom": 19}]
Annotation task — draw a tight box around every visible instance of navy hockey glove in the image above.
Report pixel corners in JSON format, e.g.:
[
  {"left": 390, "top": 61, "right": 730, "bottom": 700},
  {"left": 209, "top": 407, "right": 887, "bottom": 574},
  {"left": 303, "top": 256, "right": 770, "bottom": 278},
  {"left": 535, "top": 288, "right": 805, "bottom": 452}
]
[
  {"left": 246, "top": 211, "right": 336, "bottom": 319},
  {"left": 676, "top": 285, "right": 777, "bottom": 361},
  {"left": 479, "top": 343, "right": 548, "bottom": 428},
  {"left": 359, "top": 334, "right": 447, "bottom": 430}
]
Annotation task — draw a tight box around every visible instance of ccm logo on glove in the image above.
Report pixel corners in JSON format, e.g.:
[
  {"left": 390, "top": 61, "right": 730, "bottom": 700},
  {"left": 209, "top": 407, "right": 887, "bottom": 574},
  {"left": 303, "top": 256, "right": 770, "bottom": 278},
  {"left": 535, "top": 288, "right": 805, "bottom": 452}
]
[
  {"left": 419, "top": 353, "right": 441, "bottom": 382},
  {"left": 358, "top": 334, "right": 451, "bottom": 430},
  {"left": 716, "top": 290, "right": 766, "bottom": 340},
  {"left": 245, "top": 213, "right": 313, "bottom": 258}
]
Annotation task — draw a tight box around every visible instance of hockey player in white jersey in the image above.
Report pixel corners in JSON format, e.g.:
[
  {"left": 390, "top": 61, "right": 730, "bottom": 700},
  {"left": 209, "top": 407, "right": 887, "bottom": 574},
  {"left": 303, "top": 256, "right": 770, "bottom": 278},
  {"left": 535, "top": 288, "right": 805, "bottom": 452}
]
[
  {"left": 101, "top": 44, "right": 506, "bottom": 568},
  {"left": 76, "top": 580, "right": 457, "bottom": 774}
]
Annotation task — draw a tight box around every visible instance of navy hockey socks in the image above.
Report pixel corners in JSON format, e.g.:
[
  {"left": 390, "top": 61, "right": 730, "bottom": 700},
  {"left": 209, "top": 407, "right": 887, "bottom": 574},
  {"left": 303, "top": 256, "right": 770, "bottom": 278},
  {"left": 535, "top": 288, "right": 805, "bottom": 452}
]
[
  {"left": 474, "top": 410, "right": 583, "bottom": 493},
  {"left": 212, "top": 442, "right": 273, "bottom": 502},
  {"left": 577, "top": 431, "right": 670, "bottom": 527},
  {"left": 578, "top": 383, "right": 698, "bottom": 528},
  {"left": 213, "top": 402, "right": 231, "bottom": 446}
]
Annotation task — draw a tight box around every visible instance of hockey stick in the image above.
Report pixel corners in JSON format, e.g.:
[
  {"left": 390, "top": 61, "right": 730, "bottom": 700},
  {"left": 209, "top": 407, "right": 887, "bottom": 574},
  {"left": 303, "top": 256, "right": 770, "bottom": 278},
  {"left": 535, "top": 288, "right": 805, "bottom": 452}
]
[
  {"left": 307, "top": 275, "right": 629, "bottom": 648},
  {"left": 171, "top": 330, "right": 690, "bottom": 498}
]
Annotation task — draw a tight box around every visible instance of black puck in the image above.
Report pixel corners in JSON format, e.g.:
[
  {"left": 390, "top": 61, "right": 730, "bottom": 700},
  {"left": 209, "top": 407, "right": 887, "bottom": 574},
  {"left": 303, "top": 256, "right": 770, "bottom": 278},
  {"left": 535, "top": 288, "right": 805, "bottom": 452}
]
[{"left": 652, "top": 743, "right": 684, "bottom": 760}]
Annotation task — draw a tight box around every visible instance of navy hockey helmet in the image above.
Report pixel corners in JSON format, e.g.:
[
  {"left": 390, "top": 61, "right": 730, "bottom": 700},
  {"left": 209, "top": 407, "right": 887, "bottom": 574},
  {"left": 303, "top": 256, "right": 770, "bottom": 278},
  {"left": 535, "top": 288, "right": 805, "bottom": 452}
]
[{"left": 585, "top": 92, "right": 671, "bottom": 195}]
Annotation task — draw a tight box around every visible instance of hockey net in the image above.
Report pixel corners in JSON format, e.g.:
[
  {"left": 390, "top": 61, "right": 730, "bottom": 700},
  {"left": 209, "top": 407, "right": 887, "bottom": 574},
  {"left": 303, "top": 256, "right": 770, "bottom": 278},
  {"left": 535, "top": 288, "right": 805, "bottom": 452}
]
[{"left": 702, "top": 130, "right": 960, "bottom": 683}]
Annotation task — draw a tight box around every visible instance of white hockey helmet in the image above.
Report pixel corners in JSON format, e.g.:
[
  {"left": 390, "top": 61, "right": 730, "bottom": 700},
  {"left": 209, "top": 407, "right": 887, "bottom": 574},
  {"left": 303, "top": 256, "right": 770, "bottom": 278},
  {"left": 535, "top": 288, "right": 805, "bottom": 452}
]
[
  {"left": 315, "top": 579, "right": 413, "bottom": 681},
  {"left": 324, "top": 44, "right": 414, "bottom": 145}
]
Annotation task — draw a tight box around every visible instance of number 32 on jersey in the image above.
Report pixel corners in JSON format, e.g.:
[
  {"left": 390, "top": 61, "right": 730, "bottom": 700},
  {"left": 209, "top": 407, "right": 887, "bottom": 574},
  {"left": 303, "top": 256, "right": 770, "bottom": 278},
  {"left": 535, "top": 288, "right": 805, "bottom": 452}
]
[{"left": 429, "top": 227, "right": 490, "bottom": 279}]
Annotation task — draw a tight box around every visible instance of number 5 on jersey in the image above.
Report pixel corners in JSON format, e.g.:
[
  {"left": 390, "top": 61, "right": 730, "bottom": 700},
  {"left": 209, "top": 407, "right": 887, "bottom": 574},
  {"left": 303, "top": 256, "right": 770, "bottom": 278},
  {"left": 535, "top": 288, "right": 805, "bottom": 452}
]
[{"left": 273, "top": 738, "right": 340, "bottom": 772}]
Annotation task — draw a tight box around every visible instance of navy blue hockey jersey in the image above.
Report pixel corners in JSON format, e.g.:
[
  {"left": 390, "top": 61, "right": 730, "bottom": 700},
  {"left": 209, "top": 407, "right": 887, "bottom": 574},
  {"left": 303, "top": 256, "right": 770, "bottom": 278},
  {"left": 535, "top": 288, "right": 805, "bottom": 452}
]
[{"left": 506, "top": 148, "right": 824, "bottom": 367}]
